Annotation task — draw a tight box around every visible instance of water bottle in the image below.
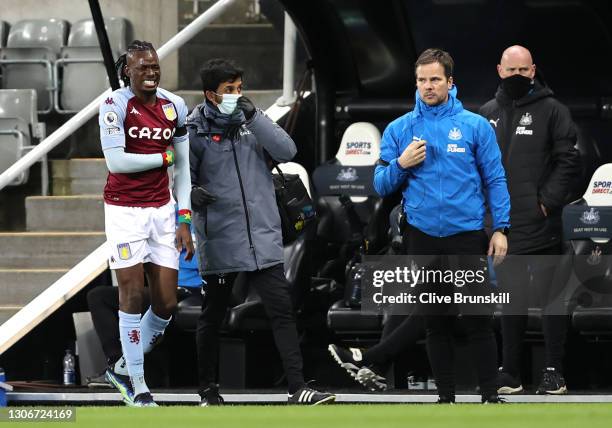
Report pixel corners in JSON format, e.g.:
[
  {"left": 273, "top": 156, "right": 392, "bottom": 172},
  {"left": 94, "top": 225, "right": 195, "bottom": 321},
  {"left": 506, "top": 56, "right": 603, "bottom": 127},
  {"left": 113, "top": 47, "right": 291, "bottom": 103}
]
[{"left": 62, "top": 350, "right": 76, "bottom": 386}]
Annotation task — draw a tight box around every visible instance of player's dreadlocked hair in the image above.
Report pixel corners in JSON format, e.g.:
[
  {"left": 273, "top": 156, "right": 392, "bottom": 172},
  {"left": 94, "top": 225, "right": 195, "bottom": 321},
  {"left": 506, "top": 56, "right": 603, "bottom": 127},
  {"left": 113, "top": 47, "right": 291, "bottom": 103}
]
[{"left": 114, "top": 40, "right": 156, "bottom": 87}]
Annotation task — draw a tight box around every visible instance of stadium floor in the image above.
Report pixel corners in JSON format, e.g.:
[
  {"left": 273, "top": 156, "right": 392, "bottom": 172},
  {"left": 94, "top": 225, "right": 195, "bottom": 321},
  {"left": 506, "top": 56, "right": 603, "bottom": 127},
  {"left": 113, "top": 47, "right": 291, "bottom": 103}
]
[{"left": 7, "top": 387, "right": 612, "bottom": 404}]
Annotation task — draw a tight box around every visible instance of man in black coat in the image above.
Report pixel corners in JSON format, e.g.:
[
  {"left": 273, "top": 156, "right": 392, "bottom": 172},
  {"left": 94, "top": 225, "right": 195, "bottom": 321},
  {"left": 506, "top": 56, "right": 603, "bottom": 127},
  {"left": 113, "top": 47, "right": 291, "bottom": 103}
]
[{"left": 479, "top": 45, "right": 580, "bottom": 395}]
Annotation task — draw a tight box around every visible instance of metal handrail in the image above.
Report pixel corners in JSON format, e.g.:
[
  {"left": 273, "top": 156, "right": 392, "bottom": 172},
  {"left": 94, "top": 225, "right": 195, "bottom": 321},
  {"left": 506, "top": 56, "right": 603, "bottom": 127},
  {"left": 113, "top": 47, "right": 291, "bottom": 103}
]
[{"left": 0, "top": 0, "right": 238, "bottom": 193}]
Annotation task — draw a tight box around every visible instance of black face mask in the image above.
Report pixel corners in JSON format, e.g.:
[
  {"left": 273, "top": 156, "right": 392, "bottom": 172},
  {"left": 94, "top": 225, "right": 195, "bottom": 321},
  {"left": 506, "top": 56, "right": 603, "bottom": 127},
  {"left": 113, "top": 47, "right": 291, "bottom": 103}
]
[{"left": 501, "top": 74, "right": 534, "bottom": 100}]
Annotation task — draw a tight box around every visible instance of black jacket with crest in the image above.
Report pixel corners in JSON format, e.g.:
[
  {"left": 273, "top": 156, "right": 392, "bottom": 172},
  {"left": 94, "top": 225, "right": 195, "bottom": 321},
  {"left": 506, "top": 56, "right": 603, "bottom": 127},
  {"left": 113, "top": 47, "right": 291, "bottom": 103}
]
[{"left": 479, "top": 81, "right": 580, "bottom": 254}]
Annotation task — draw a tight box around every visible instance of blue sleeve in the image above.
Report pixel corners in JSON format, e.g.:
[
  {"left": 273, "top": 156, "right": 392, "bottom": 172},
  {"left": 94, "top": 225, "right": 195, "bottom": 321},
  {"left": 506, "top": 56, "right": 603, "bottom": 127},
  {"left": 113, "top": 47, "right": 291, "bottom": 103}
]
[
  {"left": 475, "top": 118, "right": 511, "bottom": 230},
  {"left": 103, "top": 147, "right": 163, "bottom": 174},
  {"left": 374, "top": 121, "right": 410, "bottom": 197},
  {"left": 99, "top": 91, "right": 128, "bottom": 150}
]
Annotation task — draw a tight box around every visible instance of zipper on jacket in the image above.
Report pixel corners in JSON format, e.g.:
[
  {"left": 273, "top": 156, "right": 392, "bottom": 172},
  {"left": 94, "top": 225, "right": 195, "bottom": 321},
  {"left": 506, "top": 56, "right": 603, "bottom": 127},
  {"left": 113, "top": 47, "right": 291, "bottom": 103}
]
[
  {"left": 230, "top": 139, "right": 258, "bottom": 267},
  {"left": 501, "top": 103, "right": 516, "bottom": 165},
  {"left": 434, "top": 117, "right": 443, "bottom": 237}
]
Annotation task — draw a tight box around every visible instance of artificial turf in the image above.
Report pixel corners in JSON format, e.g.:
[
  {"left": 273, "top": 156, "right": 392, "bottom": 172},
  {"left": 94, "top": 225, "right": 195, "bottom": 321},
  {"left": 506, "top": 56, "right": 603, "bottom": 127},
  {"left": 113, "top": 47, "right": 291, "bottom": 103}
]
[{"left": 8, "top": 403, "right": 612, "bottom": 428}]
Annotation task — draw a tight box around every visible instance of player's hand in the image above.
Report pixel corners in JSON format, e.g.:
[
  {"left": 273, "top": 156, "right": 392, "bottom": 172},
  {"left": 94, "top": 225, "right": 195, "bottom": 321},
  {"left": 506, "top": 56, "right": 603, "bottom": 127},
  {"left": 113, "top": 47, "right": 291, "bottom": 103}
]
[
  {"left": 237, "top": 96, "right": 256, "bottom": 121},
  {"left": 176, "top": 223, "right": 194, "bottom": 261},
  {"left": 398, "top": 140, "right": 426, "bottom": 169},
  {"left": 191, "top": 185, "right": 217, "bottom": 210},
  {"left": 487, "top": 231, "right": 507, "bottom": 266}
]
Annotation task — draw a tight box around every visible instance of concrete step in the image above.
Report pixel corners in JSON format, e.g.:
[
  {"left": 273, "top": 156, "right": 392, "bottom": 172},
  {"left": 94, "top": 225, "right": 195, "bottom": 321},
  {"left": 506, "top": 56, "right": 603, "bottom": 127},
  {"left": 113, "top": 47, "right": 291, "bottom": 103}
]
[
  {"left": 0, "top": 269, "right": 67, "bottom": 305},
  {"left": 52, "top": 159, "right": 107, "bottom": 196},
  {"left": 0, "top": 232, "right": 106, "bottom": 269},
  {"left": 0, "top": 307, "right": 21, "bottom": 326},
  {"left": 26, "top": 195, "right": 105, "bottom": 232},
  {"left": 176, "top": 89, "right": 283, "bottom": 111}
]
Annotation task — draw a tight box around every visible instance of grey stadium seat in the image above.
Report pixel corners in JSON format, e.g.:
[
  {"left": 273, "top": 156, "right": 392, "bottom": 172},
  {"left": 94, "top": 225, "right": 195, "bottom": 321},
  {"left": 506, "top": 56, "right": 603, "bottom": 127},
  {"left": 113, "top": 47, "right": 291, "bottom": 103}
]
[
  {"left": 55, "top": 17, "right": 131, "bottom": 113},
  {"left": 0, "top": 19, "right": 68, "bottom": 113},
  {"left": 0, "top": 89, "right": 48, "bottom": 192}
]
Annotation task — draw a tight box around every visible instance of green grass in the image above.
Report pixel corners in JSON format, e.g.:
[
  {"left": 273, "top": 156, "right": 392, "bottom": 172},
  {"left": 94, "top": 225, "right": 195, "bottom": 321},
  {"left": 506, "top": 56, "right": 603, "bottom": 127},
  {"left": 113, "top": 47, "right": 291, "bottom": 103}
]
[{"left": 11, "top": 404, "right": 612, "bottom": 428}]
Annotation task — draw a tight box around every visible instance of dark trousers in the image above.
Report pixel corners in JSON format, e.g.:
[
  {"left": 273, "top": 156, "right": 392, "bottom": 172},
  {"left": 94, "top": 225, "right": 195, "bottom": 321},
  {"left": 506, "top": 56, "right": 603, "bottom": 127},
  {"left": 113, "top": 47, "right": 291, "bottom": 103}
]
[
  {"left": 196, "top": 263, "right": 305, "bottom": 393},
  {"left": 363, "top": 314, "right": 424, "bottom": 368},
  {"left": 403, "top": 224, "right": 498, "bottom": 397},
  {"left": 496, "top": 245, "right": 569, "bottom": 376}
]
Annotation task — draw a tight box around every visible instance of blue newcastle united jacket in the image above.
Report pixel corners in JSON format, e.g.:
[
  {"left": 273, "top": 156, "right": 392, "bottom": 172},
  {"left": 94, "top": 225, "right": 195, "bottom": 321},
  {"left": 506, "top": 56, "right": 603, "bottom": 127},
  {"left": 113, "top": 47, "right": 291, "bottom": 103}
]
[{"left": 374, "top": 86, "right": 510, "bottom": 237}]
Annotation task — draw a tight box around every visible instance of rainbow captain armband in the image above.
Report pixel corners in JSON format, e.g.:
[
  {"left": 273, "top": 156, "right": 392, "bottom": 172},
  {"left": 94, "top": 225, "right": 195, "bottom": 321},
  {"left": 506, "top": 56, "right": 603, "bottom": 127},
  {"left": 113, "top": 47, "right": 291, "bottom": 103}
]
[
  {"left": 178, "top": 209, "right": 192, "bottom": 225},
  {"left": 162, "top": 150, "right": 175, "bottom": 167}
]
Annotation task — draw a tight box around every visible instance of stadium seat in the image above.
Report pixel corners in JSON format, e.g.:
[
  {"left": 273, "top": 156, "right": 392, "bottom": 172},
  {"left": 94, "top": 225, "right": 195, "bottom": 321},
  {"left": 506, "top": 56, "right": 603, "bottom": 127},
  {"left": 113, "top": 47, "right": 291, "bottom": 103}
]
[
  {"left": 0, "top": 89, "right": 47, "bottom": 192},
  {"left": 55, "top": 17, "right": 131, "bottom": 113},
  {"left": 316, "top": 122, "right": 395, "bottom": 337},
  {"left": 0, "top": 19, "right": 69, "bottom": 113},
  {"left": 566, "top": 164, "right": 612, "bottom": 338}
]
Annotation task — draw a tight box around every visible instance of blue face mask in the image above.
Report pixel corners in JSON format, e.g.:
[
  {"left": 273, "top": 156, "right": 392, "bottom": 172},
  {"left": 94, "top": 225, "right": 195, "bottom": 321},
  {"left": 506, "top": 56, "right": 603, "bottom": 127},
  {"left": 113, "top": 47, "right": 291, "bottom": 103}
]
[{"left": 216, "top": 93, "right": 241, "bottom": 115}]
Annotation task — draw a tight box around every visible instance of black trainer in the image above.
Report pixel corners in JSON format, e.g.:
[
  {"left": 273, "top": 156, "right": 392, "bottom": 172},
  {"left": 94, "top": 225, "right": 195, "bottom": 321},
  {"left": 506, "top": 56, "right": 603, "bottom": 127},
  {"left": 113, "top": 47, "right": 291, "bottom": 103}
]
[
  {"left": 288, "top": 386, "right": 336, "bottom": 405},
  {"left": 199, "top": 383, "right": 225, "bottom": 406},
  {"left": 496, "top": 368, "right": 523, "bottom": 394},
  {"left": 328, "top": 344, "right": 365, "bottom": 379},
  {"left": 437, "top": 394, "right": 455, "bottom": 404},
  {"left": 482, "top": 394, "right": 506, "bottom": 404},
  {"left": 356, "top": 366, "right": 387, "bottom": 392},
  {"left": 536, "top": 368, "right": 567, "bottom": 395}
]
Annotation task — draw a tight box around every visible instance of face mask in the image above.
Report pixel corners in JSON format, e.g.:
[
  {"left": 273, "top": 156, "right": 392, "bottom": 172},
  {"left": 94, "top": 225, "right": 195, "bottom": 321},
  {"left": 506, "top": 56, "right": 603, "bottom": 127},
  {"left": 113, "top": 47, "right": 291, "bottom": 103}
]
[
  {"left": 216, "top": 93, "right": 241, "bottom": 115},
  {"left": 501, "top": 74, "right": 533, "bottom": 100}
]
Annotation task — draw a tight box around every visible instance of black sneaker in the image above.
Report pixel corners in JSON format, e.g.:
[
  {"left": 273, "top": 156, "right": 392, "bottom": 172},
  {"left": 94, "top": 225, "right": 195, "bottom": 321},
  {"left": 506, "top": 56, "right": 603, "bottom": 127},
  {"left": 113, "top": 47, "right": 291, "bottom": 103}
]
[
  {"left": 482, "top": 393, "right": 506, "bottom": 404},
  {"left": 437, "top": 394, "right": 455, "bottom": 404},
  {"left": 356, "top": 367, "right": 387, "bottom": 392},
  {"left": 288, "top": 387, "right": 336, "bottom": 405},
  {"left": 536, "top": 368, "right": 567, "bottom": 395},
  {"left": 328, "top": 344, "right": 365, "bottom": 379},
  {"left": 199, "top": 384, "right": 225, "bottom": 406},
  {"left": 131, "top": 392, "right": 158, "bottom": 407},
  {"left": 496, "top": 368, "right": 523, "bottom": 394}
]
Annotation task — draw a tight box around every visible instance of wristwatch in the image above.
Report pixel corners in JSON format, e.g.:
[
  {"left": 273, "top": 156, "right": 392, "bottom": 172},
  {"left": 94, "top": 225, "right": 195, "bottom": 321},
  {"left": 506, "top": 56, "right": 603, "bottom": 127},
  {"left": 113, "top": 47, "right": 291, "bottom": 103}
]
[{"left": 495, "top": 227, "right": 510, "bottom": 236}]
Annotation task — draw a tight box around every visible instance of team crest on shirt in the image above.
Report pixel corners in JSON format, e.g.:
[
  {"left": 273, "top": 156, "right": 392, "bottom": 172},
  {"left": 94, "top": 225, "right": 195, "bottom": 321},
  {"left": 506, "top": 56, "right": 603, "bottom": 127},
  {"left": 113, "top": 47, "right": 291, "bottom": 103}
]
[
  {"left": 519, "top": 112, "right": 533, "bottom": 126},
  {"left": 162, "top": 103, "right": 177, "bottom": 121},
  {"left": 448, "top": 127, "right": 462, "bottom": 141},
  {"left": 117, "top": 243, "right": 132, "bottom": 260}
]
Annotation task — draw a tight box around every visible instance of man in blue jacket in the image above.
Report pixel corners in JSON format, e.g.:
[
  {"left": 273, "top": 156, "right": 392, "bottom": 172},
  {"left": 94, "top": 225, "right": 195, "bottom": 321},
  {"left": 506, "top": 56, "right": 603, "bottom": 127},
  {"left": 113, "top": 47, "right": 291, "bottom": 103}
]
[{"left": 374, "top": 49, "right": 511, "bottom": 403}]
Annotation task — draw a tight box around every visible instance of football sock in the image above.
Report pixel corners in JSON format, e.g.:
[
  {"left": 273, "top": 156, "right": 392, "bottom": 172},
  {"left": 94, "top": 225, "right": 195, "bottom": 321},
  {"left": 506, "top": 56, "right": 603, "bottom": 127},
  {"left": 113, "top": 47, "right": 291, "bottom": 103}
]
[
  {"left": 140, "top": 307, "right": 171, "bottom": 354},
  {"left": 119, "top": 311, "right": 149, "bottom": 395}
]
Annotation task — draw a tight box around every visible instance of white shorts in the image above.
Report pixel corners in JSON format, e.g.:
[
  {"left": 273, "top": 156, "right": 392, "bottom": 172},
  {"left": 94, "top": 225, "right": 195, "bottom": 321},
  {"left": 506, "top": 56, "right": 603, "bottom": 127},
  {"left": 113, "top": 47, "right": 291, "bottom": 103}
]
[{"left": 104, "top": 201, "right": 179, "bottom": 270}]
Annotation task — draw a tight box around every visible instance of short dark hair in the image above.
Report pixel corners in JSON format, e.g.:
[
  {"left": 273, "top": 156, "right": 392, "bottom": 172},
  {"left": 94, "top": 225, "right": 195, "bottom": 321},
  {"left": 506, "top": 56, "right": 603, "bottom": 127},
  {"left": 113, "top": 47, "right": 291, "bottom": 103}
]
[
  {"left": 200, "top": 59, "right": 243, "bottom": 93},
  {"left": 415, "top": 48, "right": 454, "bottom": 79},
  {"left": 114, "top": 40, "right": 156, "bottom": 87}
]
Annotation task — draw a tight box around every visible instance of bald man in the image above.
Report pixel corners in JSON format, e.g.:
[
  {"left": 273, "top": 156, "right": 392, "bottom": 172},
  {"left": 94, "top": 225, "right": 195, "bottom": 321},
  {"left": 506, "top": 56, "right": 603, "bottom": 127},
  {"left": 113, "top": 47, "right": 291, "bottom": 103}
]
[{"left": 479, "top": 45, "right": 580, "bottom": 395}]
